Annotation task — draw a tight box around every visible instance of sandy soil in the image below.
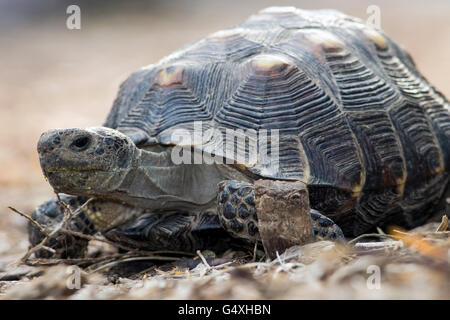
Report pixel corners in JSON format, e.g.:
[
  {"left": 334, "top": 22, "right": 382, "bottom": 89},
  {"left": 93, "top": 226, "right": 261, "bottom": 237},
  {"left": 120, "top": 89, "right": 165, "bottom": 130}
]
[{"left": 0, "top": 0, "right": 449, "bottom": 299}]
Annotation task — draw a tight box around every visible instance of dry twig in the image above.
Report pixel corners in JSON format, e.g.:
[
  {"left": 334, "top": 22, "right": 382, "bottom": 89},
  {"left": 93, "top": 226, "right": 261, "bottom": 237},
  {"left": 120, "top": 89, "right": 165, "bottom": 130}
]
[
  {"left": 7, "top": 206, "right": 48, "bottom": 237},
  {"left": 89, "top": 255, "right": 182, "bottom": 273},
  {"left": 10, "top": 194, "right": 193, "bottom": 267},
  {"left": 196, "top": 250, "right": 211, "bottom": 270},
  {"left": 348, "top": 233, "right": 393, "bottom": 245},
  {"left": 436, "top": 215, "right": 448, "bottom": 232}
]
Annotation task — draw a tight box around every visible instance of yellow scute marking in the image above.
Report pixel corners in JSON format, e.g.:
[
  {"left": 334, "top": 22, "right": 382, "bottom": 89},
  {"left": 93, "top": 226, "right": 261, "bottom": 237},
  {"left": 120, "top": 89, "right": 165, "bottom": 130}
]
[
  {"left": 396, "top": 170, "right": 407, "bottom": 187},
  {"left": 208, "top": 28, "right": 245, "bottom": 40},
  {"left": 251, "top": 54, "right": 290, "bottom": 70},
  {"left": 306, "top": 30, "right": 344, "bottom": 50},
  {"left": 363, "top": 28, "right": 388, "bottom": 49},
  {"left": 396, "top": 183, "right": 405, "bottom": 197},
  {"left": 156, "top": 66, "right": 184, "bottom": 87}
]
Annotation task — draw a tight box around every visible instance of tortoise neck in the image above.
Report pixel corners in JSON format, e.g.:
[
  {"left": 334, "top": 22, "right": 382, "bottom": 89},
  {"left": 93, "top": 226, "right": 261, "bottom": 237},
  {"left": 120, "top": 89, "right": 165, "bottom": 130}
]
[{"left": 109, "top": 147, "right": 238, "bottom": 211}]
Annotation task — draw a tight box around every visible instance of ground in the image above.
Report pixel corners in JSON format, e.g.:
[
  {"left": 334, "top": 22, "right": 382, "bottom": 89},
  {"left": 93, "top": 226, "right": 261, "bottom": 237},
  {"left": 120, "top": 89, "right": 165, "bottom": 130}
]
[{"left": 0, "top": 0, "right": 449, "bottom": 299}]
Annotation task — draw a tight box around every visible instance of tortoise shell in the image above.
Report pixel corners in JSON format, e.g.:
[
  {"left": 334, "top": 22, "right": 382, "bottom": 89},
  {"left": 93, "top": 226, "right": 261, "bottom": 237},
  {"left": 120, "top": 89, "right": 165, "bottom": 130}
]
[{"left": 104, "top": 7, "right": 450, "bottom": 234}]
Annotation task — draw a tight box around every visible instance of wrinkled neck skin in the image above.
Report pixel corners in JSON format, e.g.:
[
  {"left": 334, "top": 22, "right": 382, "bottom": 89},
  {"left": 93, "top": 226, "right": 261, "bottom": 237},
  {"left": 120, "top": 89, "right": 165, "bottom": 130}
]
[{"left": 91, "top": 147, "right": 253, "bottom": 212}]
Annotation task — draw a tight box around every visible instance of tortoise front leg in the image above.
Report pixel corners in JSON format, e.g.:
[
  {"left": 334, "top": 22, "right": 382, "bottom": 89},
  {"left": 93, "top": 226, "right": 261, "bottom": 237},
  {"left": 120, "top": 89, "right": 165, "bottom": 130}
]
[
  {"left": 29, "top": 195, "right": 145, "bottom": 258},
  {"left": 29, "top": 195, "right": 96, "bottom": 258},
  {"left": 217, "top": 180, "right": 345, "bottom": 258}
]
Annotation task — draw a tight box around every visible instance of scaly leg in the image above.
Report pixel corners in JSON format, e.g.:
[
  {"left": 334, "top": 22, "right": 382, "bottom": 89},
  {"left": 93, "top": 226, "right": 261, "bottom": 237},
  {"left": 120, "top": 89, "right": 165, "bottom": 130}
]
[{"left": 217, "top": 180, "right": 345, "bottom": 248}]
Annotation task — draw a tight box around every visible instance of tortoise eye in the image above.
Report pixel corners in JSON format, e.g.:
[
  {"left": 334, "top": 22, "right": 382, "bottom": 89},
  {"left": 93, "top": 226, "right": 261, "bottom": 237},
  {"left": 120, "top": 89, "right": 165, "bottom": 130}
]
[{"left": 70, "top": 135, "right": 91, "bottom": 151}]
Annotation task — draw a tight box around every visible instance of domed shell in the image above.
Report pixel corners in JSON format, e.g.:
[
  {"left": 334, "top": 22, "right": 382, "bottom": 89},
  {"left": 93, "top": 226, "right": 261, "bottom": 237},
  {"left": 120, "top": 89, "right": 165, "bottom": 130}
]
[{"left": 105, "top": 7, "right": 450, "bottom": 234}]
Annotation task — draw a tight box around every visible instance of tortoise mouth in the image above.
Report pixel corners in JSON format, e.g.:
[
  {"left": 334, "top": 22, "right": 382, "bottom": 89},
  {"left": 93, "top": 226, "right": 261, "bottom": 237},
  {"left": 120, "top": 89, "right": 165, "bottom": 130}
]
[
  {"left": 39, "top": 158, "right": 113, "bottom": 178},
  {"left": 43, "top": 169, "right": 118, "bottom": 196},
  {"left": 43, "top": 167, "right": 108, "bottom": 174}
]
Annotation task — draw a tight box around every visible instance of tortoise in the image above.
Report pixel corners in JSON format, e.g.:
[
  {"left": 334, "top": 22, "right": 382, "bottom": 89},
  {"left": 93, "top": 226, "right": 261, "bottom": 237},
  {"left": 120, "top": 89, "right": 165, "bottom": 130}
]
[{"left": 29, "top": 7, "right": 450, "bottom": 259}]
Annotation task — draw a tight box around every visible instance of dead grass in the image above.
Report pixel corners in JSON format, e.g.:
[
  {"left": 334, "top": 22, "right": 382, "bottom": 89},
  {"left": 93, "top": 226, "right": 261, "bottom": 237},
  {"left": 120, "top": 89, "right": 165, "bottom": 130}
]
[
  {"left": 0, "top": 208, "right": 449, "bottom": 299},
  {"left": 1, "top": 224, "right": 449, "bottom": 299}
]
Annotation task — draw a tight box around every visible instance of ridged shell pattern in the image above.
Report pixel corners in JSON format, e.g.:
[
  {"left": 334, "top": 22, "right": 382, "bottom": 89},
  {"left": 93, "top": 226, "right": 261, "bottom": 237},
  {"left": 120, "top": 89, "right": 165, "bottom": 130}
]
[{"left": 106, "top": 7, "right": 450, "bottom": 235}]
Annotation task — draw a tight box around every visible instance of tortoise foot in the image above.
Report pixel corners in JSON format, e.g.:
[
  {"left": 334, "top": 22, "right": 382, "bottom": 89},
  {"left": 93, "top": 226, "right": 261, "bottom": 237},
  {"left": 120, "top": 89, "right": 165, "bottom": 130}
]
[
  {"left": 217, "top": 180, "right": 260, "bottom": 242},
  {"left": 310, "top": 209, "right": 345, "bottom": 242},
  {"left": 217, "top": 180, "right": 345, "bottom": 247},
  {"left": 29, "top": 195, "right": 94, "bottom": 258}
]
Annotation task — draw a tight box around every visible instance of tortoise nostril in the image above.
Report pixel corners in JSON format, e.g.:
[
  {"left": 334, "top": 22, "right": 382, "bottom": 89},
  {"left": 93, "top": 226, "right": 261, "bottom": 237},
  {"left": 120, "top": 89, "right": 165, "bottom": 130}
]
[{"left": 71, "top": 136, "right": 91, "bottom": 151}]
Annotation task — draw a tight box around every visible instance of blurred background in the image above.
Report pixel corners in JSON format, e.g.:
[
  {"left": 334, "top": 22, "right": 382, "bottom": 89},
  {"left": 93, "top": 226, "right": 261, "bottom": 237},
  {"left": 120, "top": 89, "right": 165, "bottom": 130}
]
[{"left": 0, "top": 0, "right": 449, "bottom": 261}]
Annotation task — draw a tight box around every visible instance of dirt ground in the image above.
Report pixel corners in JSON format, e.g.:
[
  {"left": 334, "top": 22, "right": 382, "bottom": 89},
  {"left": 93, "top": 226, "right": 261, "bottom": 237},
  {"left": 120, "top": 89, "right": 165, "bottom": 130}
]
[{"left": 0, "top": 0, "right": 449, "bottom": 299}]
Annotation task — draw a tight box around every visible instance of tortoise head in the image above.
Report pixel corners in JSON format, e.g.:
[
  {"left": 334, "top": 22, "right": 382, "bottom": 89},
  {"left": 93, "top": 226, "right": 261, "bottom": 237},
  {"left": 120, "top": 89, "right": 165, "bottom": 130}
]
[
  {"left": 37, "top": 126, "right": 251, "bottom": 211},
  {"left": 37, "top": 127, "right": 139, "bottom": 196}
]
